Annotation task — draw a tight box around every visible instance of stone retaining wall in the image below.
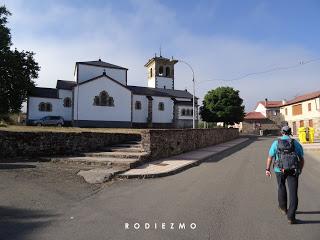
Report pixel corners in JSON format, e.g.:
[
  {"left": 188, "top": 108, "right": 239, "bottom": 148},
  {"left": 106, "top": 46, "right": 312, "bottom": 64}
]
[
  {"left": 140, "top": 128, "right": 239, "bottom": 160},
  {"left": 0, "top": 131, "right": 140, "bottom": 159}
]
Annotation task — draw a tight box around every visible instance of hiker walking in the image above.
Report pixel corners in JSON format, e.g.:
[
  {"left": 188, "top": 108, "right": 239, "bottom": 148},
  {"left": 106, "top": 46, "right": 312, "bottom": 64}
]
[{"left": 265, "top": 126, "right": 305, "bottom": 224}]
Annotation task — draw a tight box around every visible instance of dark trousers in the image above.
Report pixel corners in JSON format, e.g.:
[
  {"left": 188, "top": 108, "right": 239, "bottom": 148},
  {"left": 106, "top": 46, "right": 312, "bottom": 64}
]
[{"left": 275, "top": 172, "right": 299, "bottom": 220}]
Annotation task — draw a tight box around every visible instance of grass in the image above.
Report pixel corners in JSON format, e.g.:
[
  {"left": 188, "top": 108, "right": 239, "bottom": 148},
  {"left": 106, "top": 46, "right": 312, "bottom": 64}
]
[{"left": 1, "top": 125, "right": 144, "bottom": 134}]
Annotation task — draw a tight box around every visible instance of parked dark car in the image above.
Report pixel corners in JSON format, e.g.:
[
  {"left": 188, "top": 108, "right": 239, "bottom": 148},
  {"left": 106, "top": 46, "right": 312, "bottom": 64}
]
[{"left": 32, "top": 116, "right": 64, "bottom": 126}]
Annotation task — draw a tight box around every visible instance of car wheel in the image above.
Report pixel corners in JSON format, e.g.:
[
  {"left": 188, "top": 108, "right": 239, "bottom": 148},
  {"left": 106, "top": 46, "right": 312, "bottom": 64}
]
[
  {"left": 57, "top": 123, "right": 62, "bottom": 127},
  {"left": 36, "top": 123, "right": 42, "bottom": 126}
]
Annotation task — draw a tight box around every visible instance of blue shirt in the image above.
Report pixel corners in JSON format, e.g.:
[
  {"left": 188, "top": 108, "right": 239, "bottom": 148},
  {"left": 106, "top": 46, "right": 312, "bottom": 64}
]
[{"left": 268, "top": 135, "right": 304, "bottom": 172}]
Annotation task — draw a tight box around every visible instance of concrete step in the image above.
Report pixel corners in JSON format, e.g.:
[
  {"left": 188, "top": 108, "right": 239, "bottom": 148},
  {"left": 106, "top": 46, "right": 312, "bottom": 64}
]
[
  {"left": 82, "top": 151, "right": 149, "bottom": 160},
  {"left": 50, "top": 156, "right": 142, "bottom": 168}
]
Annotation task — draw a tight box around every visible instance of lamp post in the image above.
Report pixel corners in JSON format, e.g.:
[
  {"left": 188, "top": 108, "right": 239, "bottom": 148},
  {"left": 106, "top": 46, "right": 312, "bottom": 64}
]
[{"left": 177, "top": 60, "right": 196, "bottom": 129}]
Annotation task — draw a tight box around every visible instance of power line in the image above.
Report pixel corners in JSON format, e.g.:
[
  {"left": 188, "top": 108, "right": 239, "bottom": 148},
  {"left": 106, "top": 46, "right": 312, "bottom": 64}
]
[{"left": 198, "top": 57, "right": 320, "bottom": 84}]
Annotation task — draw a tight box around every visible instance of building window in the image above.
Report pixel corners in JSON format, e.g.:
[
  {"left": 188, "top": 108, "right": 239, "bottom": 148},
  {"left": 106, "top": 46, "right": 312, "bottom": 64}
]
[
  {"left": 308, "top": 103, "right": 312, "bottom": 111},
  {"left": 150, "top": 68, "right": 153, "bottom": 78},
  {"left": 158, "top": 102, "right": 164, "bottom": 111},
  {"left": 292, "top": 104, "right": 302, "bottom": 116},
  {"left": 39, "top": 102, "right": 52, "bottom": 112},
  {"left": 181, "top": 109, "right": 186, "bottom": 116},
  {"left": 135, "top": 101, "right": 142, "bottom": 110},
  {"left": 93, "top": 91, "right": 114, "bottom": 107},
  {"left": 165, "top": 67, "right": 170, "bottom": 77},
  {"left": 159, "top": 66, "right": 164, "bottom": 76},
  {"left": 186, "top": 109, "right": 190, "bottom": 116},
  {"left": 285, "top": 108, "right": 288, "bottom": 115},
  {"left": 63, "top": 97, "right": 71, "bottom": 108}
]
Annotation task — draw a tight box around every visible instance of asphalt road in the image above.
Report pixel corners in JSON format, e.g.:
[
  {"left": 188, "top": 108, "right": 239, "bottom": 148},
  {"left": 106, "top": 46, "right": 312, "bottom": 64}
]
[{"left": 1, "top": 137, "right": 320, "bottom": 240}]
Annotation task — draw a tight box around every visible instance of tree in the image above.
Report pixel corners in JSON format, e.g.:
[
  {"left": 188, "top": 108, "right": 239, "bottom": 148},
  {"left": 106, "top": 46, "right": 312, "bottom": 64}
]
[
  {"left": 200, "top": 86, "right": 245, "bottom": 127},
  {"left": 0, "top": 5, "right": 40, "bottom": 116}
]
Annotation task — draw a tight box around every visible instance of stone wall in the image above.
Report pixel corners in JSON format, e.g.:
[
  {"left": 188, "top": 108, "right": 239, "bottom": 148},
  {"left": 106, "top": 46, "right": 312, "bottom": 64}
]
[
  {"left": 0, "top": 131, "right": 140, "bottom": 159},
  {"left": 140, "top": 128, "right": 239, "bottom": 160}
]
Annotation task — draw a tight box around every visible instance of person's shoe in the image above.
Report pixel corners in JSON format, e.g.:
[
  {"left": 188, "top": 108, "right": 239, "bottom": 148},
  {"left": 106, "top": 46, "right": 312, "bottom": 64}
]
[
  {"left": 278, "top": 206, "right": 287, "bottom": 215},
  {"left": 287, "top": 218, "right": 296, "bottom": 224}
]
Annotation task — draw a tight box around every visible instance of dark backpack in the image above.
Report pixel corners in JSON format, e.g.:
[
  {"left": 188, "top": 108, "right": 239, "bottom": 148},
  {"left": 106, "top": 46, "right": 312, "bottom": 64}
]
[{"left": 275, "top": 139, "right": 300, "bottom": 171}]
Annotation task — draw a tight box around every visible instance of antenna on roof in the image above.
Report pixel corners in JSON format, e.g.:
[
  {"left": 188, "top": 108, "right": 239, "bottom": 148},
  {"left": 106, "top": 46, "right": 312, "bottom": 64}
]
[{"left": 160, "top": 45, "right": 162, "bottom": 57}]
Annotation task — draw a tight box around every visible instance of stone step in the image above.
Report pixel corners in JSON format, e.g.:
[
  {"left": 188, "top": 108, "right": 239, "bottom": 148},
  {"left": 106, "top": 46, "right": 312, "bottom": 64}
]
[
  {"left": 113, "top": 143, "right": 142, "bottom": 148},
  {"left": 104, "top": 146, "right": 144, "bottom": 153},
  {"left": 82, "top": 151, "right": 149, "bottom": 160},
  {"left": 50, "top": 156, "right": 142, "bottom": 168}
]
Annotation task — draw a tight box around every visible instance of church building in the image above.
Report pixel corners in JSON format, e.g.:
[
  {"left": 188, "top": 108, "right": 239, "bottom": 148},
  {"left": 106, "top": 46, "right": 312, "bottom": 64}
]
[{"left": 27, "top": 55, "right": 198, "bottom": 128}]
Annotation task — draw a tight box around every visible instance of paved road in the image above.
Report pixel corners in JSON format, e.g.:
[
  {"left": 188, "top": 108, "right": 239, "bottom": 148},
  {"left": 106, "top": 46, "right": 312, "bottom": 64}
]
[{"left": 1, "top": 137, "right": 320, "bottom": 240}]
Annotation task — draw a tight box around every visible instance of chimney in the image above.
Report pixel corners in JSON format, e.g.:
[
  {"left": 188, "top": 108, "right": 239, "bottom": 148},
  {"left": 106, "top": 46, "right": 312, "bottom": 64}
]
[
  {"left": 265, "top": 98, "right": 268, "bottom": 107},
  {"left": 282, "top": 99, "right": 287, "bottom": 105}
]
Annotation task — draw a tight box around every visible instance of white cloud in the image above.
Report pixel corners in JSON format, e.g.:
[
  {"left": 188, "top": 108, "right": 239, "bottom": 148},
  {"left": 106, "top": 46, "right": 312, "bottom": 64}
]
[{"left": 3, "top": 0, "right": 320, "bottom": 112}]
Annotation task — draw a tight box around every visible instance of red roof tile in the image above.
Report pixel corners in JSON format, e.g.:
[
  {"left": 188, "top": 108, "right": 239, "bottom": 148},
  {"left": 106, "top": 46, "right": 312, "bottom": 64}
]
[
  {"left": 244, "top": 112, "right": 266, "bottom": 120},
  {"left": 258, "top": 100, "right": 283, "bottom": 108},
  {"left": 282, "top": 90, "right": 320, "bottom": 106}
]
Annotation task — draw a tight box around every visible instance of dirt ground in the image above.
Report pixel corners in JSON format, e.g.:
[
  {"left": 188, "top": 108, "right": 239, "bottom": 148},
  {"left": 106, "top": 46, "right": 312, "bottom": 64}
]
[{"left": 0, "top": 162, "right": 106, "bottom": 213}]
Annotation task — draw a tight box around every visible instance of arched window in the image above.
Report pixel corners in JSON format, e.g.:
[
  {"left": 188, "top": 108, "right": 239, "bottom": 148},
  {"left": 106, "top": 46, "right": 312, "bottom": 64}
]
[
  {"left": 93, "top": 91, "right": 115, "bottom": 107},
  {"left": 159, "top": 66, "right": 164, "bottom": 76},
  {"left": 135, "top": 101, "right": 142, "bottom": 110},
  {"left": 191, "top": 109, "right": 193, "bottom": 116},
  {"left": 46, "top": 103, "right": 52, "bottom": 112},
  {"left": 158, "top": 102, "right": 164, "bottom": 111},
  {"left": 100, "top": 91, "right": 108, "bottom": 106},
  {"left": 165, "top": 67, "right": 170, "bottom": 77},
  {"left": 63, "top": 97, "right": 71, "bottom": 108},
  {"left": 150, "top": 68, "right": 153, "bottom": 78},
  {"left": 39, "top": 102, "right": 46, "bottom": 111},
  {"left": 181, "top": 109, "right": 186, "bottom": 116},
  {"left": 186, "top": 109, "right": 190, "bottom": 116}
]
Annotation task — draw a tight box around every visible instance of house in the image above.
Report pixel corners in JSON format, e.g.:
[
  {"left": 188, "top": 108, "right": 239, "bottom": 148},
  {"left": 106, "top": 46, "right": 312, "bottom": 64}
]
[
  {"left": 280, "top": 91, "right": 320, "bottom": 137},
  {"left": 241, "top": 99, "right": 284, "bottom": 134},
  {"left": 27, "top": 55, "right": 198, "bottom": 128}
]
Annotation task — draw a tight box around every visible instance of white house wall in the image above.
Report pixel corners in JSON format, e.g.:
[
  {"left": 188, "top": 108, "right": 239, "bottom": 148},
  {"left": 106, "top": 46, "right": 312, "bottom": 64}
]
[
  {"left": 58, "top": 89, "right": 73, "bottom": 121},
  {"left": 152, "top": 96, "right": 173, "bottom": 123},
  {"left": 132, "top": 95, "right": 148, "bottom": 123},
  {"left": 77, "top": 64, "right": 127, "bottom": 85},
  {"left": 255, "top": 103, "right": 267, "bottom": 116},
  {"left": 156, "top": 76, "right": 173, "bottom": 89},
  {"left": 73, "top": 76, "right": 131, "bottom": 122}
]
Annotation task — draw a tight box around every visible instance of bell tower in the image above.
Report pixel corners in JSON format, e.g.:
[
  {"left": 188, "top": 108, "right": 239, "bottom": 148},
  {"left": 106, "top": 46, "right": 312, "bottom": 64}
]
[{"left": 144, "top": 54, "right": 178, "bottom": 90}]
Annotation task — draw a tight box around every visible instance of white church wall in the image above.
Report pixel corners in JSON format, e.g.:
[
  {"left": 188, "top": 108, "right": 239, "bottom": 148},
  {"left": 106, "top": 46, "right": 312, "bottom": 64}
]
[
  {"left": 73, "top": 76, "right": 131, "bottom": 122},
  {"left": 177, "top": 105, "right": 198, "bottom": 120},
  {"left": 148, "top": 78, "right": 156, "bottom": 88},
  {"left": 152, "top": 96, "right": 173, "bottom": 123},
  {"left": 156, "top": 76, "right": 173, "bottom": 89},
  {"left": 77, "top": 64, "right": 127, "bottom": 85},
  {"left": 132, "top": 95, "right": 148, "bottom": 123},
  {"left": 58, "top": 89, "right": 73, "bottom": 121},
  {"left": 28, "top": 97, "right": 63, "bottom": 120}
]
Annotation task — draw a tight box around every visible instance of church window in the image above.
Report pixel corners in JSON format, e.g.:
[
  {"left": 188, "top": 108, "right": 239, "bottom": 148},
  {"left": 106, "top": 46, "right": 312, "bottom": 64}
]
[
  {"left": 158, "top": 102, "right": 164, "bottom": 111},
  {"left": 93, "top": 91, "right": 115, "bottom": 107},
  {"left": 150, "top": 68, "right": 153, "bottom": 78},
  {"left": 165, "top": 67, "right": 170, "bottom": 77},
  {"left": 63, "top": 97, "right": 72, "bottom": 108},
  {"left": 39, "top": 102, "right": 52, "bottom": 112},
  {"left": 39, "top": 102, "right": 46, "bottom": 111},
  {"left": 46, "top": 103, "right": 52, "bottom": 112},
  {"left": 135, "top": 101, "right": 142, "bottom": 110},
  {"left": 181, "top": 109, "right": 186, "bottom": 116},
  {"left": 159, "top": 66, "right": 164, "bottom": 76}
]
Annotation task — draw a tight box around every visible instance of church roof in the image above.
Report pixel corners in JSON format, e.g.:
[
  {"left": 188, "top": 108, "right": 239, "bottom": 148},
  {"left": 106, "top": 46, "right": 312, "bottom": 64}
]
[
  {"left": 56, "top": 80, "right": 76, "bottom": 90},
  {"left": 127, "top": 85, "right": 194, "bottom": 99},
  {"left": 77, "top": 59, "right": 128, "bottom": 70},
  {"left": 30, "top": 87, "right": 59, "bottom": 99}
]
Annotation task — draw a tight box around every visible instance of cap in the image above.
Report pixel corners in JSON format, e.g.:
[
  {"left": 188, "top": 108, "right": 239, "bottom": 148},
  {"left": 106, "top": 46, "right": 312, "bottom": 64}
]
[{"left": 281, "top": 126, "right": 292, "bottom": 135}]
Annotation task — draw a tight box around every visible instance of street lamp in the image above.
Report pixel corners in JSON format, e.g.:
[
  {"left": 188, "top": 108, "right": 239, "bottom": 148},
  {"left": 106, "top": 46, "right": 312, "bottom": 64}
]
[{"left": 177, "top": 59, "right": 196, "bottom": 129}]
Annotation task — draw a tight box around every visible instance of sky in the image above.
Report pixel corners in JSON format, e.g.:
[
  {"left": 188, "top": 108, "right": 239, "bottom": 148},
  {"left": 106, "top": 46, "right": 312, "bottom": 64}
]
[{"left": 2, "top": 0, "right": 320, "bottom": 111}]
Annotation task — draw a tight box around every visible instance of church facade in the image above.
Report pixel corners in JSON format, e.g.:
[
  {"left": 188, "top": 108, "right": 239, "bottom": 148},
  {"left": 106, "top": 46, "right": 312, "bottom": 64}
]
[{"left": 27, "top": 55, "right": 198, "bottom": 128}]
